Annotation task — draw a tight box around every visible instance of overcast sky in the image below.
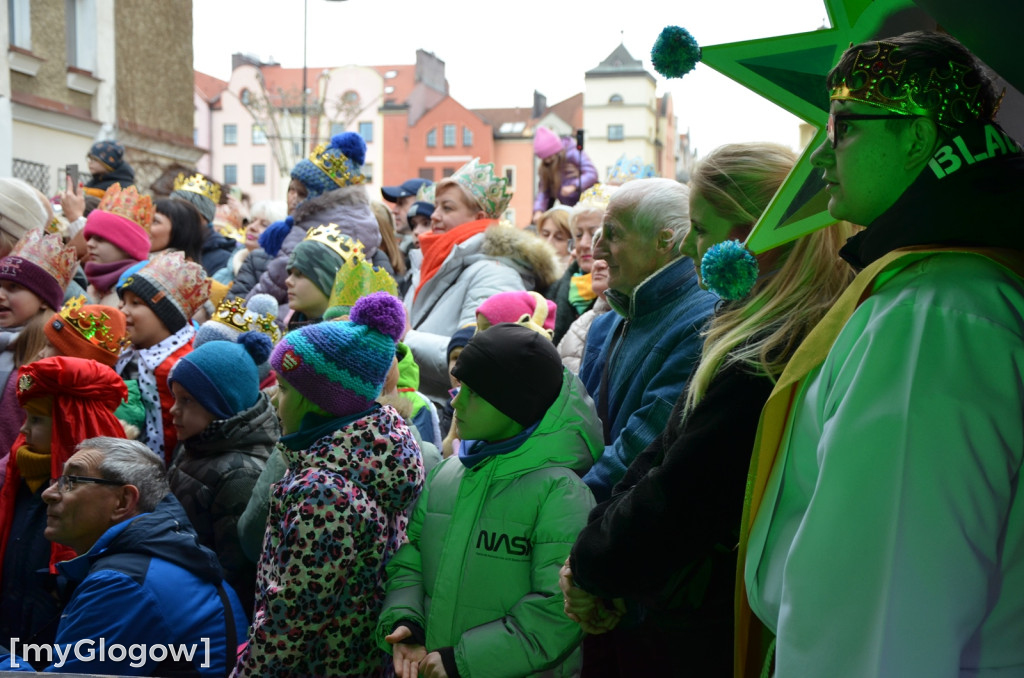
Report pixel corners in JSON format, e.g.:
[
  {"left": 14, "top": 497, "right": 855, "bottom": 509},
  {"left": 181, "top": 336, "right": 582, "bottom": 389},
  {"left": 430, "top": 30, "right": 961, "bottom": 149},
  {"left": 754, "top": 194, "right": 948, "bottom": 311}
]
[{"left": 193, "top": 0, "right": 830, "bottom": 157}]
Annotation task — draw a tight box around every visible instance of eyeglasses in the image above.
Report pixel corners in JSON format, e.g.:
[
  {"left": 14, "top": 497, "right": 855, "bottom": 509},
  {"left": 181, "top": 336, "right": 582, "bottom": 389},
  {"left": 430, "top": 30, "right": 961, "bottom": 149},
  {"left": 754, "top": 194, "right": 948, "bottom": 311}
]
[
  {"left": 826, "top": 112, "right": 921, "bottom": 148},
  {"left": 49, "top": 475, "right": 123, "bottom": 494}
]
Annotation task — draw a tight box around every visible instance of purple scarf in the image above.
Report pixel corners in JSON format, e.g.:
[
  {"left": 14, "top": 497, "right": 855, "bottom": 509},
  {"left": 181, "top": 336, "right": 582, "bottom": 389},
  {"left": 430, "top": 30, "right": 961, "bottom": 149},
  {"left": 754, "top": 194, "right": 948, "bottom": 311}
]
[{"left": 84, "top": 259, "right": 137, "bottom": 295}]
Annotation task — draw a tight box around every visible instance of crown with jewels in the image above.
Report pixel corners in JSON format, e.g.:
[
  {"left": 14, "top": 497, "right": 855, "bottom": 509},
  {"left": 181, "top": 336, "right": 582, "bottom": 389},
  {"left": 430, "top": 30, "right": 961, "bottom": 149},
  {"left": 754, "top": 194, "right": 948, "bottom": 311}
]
[
  {"left": 173, "top": 173, "right": 222, "bottom": 205},
  {"left": 308, "top": 142, "right": 366, "bottom": 189},
  {"left": 9, "top": 229, "right": 78, "bottom": 290},
  {"left": 57, "top": 296, "right": 132, "bottom": 357},
  {"left": 607, "top": 155, "right": 657, "bottom": 185},
  {"left": 450, "top": 158, "right": 513, "bottom": 218},
  {"left": 209, "top": 296, "right": 282, "bottom": 344},
  {"left": 576, "top": 183, "right": 617, "bottom": 212},
  {"left": 97, "top": 183, "right": 154, "bottom": 231},
  {"left": 327, "top": 255, "right": 398, "bottom": 314},
  {"left": 830, "top": 41, "right": 991, "bottom": 130},
  {"left": 303, "top": 223, "right": 366, "bottom": 261}
]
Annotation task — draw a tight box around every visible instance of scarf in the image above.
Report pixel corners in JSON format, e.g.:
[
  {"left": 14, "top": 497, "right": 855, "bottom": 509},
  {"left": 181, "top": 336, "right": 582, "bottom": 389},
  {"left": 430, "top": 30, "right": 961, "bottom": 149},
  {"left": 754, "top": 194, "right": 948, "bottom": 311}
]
[
  {"left": 568, "top": 272, "right": 597, "bottom": 313},
  {"left": 84, "top": 258, "right": 138, "bottom": 296},
  {"left": 415, "top": 219, "right": 493, "bottom": 299},
  {"left": 15, "top": 446, "right": 51, "bottom": 493}
]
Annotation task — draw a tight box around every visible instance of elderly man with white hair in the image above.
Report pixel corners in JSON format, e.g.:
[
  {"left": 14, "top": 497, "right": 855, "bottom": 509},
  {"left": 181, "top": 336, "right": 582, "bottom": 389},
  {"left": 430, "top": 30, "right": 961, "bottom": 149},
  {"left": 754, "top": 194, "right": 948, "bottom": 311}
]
[{"left": 578, "top": 178, "right": 718, "bottom": 502}]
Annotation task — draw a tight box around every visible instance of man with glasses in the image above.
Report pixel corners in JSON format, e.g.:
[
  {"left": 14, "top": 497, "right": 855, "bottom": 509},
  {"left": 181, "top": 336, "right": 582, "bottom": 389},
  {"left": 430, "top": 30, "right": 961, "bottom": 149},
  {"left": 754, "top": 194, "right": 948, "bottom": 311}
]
[
  {"left": 0, "top": 437, "right": 246, "bottom": 676},
  {"left": 740, "top": 32, "right": 1024, "bottom": 676}
]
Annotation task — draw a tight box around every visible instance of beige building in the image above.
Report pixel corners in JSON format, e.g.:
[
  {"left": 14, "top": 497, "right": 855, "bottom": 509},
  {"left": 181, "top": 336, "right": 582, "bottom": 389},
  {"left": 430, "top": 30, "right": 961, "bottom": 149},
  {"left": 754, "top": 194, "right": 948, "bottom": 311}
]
[{"left": 1, "top": 0, "right": 198, "bottom": 194}]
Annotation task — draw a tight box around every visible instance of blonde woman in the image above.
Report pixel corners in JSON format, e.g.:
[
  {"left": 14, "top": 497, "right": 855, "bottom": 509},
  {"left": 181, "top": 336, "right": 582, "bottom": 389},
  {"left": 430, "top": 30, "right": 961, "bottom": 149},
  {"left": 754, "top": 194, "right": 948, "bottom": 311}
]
[{"left": 560, "top": 142, "right": 854, "bottom": 676}]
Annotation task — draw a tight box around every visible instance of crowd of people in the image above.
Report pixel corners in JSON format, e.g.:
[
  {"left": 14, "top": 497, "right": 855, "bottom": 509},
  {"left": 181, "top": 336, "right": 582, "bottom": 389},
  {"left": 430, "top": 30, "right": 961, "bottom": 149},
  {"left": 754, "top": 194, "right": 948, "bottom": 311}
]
[{"left": 0, "top": 29, "right": 1020, "bottom": 678}]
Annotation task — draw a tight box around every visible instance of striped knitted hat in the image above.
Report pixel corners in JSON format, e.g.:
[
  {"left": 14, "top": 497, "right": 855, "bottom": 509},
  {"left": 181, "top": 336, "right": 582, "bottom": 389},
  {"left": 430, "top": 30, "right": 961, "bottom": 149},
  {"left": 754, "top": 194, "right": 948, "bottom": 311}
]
[{"left": 269, "top": 291, "right": 404, "bottom": 416}]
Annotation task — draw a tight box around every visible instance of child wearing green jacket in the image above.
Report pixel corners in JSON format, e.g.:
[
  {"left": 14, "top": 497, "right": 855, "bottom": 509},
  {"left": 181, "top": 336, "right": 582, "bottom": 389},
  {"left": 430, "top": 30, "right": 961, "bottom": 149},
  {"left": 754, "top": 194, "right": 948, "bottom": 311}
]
[{"left": 378, "top": 323, "right": 602, "bottom": 677}]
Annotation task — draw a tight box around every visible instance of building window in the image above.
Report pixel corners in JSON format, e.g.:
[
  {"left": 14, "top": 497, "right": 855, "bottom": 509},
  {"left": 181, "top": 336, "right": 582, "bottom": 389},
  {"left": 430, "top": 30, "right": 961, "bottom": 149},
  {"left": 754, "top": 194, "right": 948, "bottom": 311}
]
[
  {"left": 426, "top": 128, "right": 437, "bottom": 148},
  {"left": 65, "top": 0, "right": 97, "bottom": 72},
  {"left": 384, "top": 69, "right": 398, "bottom": 79},
  {"left": 224, "top": 124, "right": 238, "bottom": 145},
  {"left": 240, "top": 88, "right": 251, "bottom": 105},
  {"left": 358, "top": 121, "right": 373, "bottom": 143},
  {"left": 608, "top": 124, "right": 624, "bottom": 141},
  {"left": 503, "top": 166, "right": 516, "bottom": 190},
  {"left": 609, "top": 93, "right": 624, "bottom": 104},
  {"left": 252, "top": 164, "right": 266, "bottom": 185},
  {"left": 292, "top": 141, "right": 302, "bottom": 156},
  {"left": 462, "top": 126, "right": 473, "bottom": 147},
  {"left": 384, "top": 86, "right": 395, "bottom": 94},
  {"left": 418, "top": 168, "right": 434, "bottom": 181},
  {"left": 342, "top": 90, "right": 360, "bottom": 106},
  {"left": 442, "top": 167, "right": 456, "bottom": 178},
  {"left": 223, "top": 164, "right": 237, "bottom": 184},
  {"left": 362, "top": 163, "right": 374, "bottom": 183},
  {"left": 252, "top": 125, "right": 267, "bottom": 145},
  {"left": 330, "top": 122, "right": 345, "bottom": 137},
  {"left": 193, "top": 128, "right": 198, "bottom": 145},
  {"left": 9, "top": 0, "right": 32, "bottom": 49},
  {"left": 443, "top": 124, "right": 456, "bottom": 148}
]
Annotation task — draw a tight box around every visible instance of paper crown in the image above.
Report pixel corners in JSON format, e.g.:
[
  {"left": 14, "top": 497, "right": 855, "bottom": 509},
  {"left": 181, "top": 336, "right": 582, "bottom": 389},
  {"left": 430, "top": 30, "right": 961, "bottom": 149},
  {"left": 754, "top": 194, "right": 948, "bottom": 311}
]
[
  {"left": 576, "top": 183, "right": 617, "bottom": 212},
  {"left": 209, "top": 295, "right": 282, "bottom": 344},
  {"left": 326, "top": 255, "right": 398, "bottom": 315},
  {"left": 607, "top": 155, "right": 657, "bottom": 185},
  {"left": 97, "top": 183, "right": 154, "bottom": 232},
  {"left": 416, "top": 182, "right": 436, "bottom": 203},
  {"left": 56, "top": 296, "right": 131, "bottom": 357},
  {"left": 9, "top": 229, "right": 77, "bottom": 290},
  {"left": 173, "top": 173, "right": 222, "bottom": 205},
  {"left": 450, "top": 158, "right": 513, "bottom": 218},
  {"left": 830, "top": 41, "right": 990, "bottom": 130},
  {"left": 303, "top": 223, "right": 365, "bottom": 261},
  {"left": 129, "top": 250, "right": 210, "bottom": 320},
  {"left": 309, "top": 141, "right": 366, "bottom": 189}
]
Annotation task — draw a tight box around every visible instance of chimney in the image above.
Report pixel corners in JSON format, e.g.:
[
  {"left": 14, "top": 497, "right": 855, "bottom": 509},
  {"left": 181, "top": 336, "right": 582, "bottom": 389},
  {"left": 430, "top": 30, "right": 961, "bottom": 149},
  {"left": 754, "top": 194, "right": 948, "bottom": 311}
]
[
  {"left": 532, "top": 91, "right": 547, "bottom": 119},
  {"left": 415, "top": 49, "right": 447, "bottom": 94}
]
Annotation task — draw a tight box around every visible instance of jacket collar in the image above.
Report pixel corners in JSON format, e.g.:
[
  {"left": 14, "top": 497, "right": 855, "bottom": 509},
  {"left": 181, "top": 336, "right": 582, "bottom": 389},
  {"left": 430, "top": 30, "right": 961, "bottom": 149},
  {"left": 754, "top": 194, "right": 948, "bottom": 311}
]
[{"left": 605, "top": 256, "right": 702, "bottom": 320}]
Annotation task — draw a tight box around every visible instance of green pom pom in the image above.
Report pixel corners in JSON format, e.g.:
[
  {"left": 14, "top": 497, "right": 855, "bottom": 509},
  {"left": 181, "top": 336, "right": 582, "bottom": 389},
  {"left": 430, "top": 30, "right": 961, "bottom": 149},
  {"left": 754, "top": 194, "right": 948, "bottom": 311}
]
[
  {"left": 701, "top": 240, "right": 759, "bottom": 301},
  {"left": 652, "top": 26, "right": 701, "bottom": 79}
]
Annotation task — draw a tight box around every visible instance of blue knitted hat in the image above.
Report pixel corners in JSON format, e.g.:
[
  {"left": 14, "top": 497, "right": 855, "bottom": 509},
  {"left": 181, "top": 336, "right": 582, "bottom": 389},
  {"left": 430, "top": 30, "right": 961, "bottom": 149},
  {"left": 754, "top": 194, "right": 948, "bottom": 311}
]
[
  {"left": 269, "top": 291, "right": 404, "bottom": 417},
  {"left": 169, "top": 332, "right": 273, "bottom": 420},
  {"left": 89, "top": 140, "right": 124, "bottom": 171},
  {"left": 289, "top": 132, "right": 367, "bottom": 201}
]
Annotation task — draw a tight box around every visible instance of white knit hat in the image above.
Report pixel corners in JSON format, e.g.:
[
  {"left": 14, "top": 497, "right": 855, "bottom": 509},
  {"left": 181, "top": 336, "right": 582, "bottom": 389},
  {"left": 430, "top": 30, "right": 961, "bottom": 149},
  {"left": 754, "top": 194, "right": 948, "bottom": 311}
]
[{"left": 0, "top": 178, "right": 48, "bottom": 242}]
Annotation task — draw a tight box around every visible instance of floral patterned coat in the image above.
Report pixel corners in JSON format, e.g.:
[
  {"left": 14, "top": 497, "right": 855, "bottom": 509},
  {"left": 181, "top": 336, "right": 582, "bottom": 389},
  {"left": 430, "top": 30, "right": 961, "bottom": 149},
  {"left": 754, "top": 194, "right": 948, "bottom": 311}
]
[{"left": 233, "top": 404, "right": 424, "bottom": 677}]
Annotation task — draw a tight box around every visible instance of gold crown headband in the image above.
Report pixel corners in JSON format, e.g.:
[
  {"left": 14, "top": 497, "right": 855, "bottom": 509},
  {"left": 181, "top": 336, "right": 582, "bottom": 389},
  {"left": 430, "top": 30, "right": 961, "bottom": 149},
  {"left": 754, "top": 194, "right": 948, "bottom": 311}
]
[
  {"left": 309, "top": 142, "right": 366, "bottom": 189},
  {"left": 830, "top": 41, "right": 990, "bottom": 130},
  {"left": 173, "top": 173, "right": 222, "bottom": 205},
  {"left": 59, "top": 296, "right": 131, "bottom": 355}
]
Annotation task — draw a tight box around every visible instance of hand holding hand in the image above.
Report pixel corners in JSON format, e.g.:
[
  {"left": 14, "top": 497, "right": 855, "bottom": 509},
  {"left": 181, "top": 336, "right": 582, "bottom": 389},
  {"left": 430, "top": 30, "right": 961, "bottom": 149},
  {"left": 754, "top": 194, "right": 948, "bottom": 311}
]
[
  {"left": 385, "top": 626, "right": 426, "bottom": 678},
  {"left": 419, "top": 651, "right": 449, "bottom": 678}
]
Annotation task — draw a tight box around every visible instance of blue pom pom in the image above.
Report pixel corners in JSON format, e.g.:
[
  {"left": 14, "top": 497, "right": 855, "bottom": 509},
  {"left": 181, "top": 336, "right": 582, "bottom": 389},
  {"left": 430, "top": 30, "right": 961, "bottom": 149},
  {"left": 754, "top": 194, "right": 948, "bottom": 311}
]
[
  {"left": 330, "top": 132, "right": 366, "bottom": 167},
  {"left": 651, "top": 26, "right": 701, "bottom": 79},
  {"left": 701, "top": 240, "right": 759, "bottom": 301},
  {"left": 238, "top": 331, "right": 274, "bottom": 365},
  {"left": 350, "top": 291, "right": 406, "bottom": 342},
  {"left": 258, "top": 215, "right": 293, "bottom": 257}
]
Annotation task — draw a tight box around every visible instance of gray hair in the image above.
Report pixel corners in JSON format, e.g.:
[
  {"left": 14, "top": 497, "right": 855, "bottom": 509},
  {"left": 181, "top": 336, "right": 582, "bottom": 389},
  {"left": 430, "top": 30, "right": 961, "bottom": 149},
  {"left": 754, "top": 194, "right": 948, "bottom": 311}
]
[
  {"left": 79, "top": 437, "right": 170, "bottom": 513},
  {"left": 249, "top": 199, "right": 287, "bottom": 224},
  {"left": 606, "top": 178, "right": 690, "bottom": 252}
]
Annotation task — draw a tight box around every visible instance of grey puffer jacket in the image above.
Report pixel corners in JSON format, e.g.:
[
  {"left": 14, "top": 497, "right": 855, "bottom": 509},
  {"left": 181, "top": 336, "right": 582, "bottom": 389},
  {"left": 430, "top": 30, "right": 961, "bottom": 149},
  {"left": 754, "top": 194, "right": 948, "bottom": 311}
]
[{"left": 246, "top": 186, "right": 382, "bottom": 304}]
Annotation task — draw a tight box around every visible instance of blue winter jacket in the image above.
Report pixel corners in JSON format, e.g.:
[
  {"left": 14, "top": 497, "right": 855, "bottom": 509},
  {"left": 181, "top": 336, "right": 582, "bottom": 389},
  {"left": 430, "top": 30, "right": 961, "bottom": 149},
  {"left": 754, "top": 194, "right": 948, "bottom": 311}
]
[
  {"left": 0, "top": 494, "right": 246, "bottom": 676},
  {"left": 579, "top": 256, "right": 717, "bottom": 502}
]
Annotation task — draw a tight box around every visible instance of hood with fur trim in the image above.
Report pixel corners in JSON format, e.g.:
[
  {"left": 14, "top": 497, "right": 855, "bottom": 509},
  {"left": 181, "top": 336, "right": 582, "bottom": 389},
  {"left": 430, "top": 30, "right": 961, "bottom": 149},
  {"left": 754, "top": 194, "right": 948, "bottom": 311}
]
[{"left": 481, "top": 223, "right": 559, "bottom": 292}]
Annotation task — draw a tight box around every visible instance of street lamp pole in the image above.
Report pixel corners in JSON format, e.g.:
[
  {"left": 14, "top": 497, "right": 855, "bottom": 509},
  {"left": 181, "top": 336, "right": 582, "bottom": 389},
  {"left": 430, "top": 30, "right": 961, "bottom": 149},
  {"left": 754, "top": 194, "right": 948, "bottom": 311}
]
[{"left": 302, "top": 0, "right": 346, "bottom": 157}]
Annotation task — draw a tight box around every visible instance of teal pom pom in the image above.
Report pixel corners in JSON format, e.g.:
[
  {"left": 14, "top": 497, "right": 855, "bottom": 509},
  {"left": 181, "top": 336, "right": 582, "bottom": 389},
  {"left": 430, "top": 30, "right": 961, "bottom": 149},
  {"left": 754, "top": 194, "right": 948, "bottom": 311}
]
[
  {"left": 652, "top": 26, "right": 701, "bottom": 79},
  {"left": 701, "top": 240, "right": 758, "bottom": 301}
]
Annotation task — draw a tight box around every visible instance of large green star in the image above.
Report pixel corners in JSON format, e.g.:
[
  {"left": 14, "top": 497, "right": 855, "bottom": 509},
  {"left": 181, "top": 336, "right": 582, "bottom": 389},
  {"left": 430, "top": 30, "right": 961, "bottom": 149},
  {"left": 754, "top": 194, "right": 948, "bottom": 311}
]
[{"left": 699, "top": 0, "right": 925, "bottom": 252}]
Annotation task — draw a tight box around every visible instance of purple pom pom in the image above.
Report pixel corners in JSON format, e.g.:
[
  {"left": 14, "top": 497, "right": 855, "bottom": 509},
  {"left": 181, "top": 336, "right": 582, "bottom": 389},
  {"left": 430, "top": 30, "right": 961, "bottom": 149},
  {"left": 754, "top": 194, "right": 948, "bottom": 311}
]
[
  {"left": 350, "top": 291, "right": 405, "bottom": 342},
  {"left": 330, "top": 132, "right": 366, "bottom": 167},
  {"left": 238, "top": 331, "right": 273, "bottom": 365}
]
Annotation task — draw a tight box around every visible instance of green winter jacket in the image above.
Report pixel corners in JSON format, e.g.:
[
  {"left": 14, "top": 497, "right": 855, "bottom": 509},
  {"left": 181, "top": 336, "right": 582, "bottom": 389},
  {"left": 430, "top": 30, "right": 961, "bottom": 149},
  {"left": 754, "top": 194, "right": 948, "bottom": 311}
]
[{"left": 377, "top": 369, "right": 603, "bottom": 677}]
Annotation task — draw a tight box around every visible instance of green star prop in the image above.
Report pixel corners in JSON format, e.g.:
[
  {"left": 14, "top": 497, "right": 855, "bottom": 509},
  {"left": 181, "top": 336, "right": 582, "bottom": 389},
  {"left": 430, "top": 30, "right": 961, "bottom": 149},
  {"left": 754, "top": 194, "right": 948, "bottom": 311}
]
[{"left": 699, "top": 0, "right": 922, "bottom": 253}]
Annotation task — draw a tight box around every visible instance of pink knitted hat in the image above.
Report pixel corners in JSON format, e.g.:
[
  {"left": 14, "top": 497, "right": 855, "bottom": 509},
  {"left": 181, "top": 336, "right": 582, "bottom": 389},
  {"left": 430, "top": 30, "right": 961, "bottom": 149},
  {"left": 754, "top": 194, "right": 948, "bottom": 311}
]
[
  {"left": 476, "top": 291, "right": 556, "bottom": 334},
  {"left": 533, "top": 127, "right": 563, "bottom": 159}
]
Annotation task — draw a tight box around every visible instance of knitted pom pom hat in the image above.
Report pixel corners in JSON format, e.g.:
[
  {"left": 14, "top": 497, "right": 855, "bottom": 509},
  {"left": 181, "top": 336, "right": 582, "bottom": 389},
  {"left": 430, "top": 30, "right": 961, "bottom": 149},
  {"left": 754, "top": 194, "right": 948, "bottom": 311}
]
[
  {"left": 290, "top": 132, "right": 367, "bottom": 201},
  {"left": 169, "top": 332, "right": 273, "bottom": 421},
  {"left": 270, "top": 291, "right": 404, "bottom": 417}
]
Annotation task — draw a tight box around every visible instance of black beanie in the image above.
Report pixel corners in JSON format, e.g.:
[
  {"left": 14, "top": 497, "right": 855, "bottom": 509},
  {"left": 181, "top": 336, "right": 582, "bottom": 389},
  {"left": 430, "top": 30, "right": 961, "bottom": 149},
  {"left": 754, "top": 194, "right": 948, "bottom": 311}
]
[{"left": 452, "top": 323, "right": 563, "bottom": 427}]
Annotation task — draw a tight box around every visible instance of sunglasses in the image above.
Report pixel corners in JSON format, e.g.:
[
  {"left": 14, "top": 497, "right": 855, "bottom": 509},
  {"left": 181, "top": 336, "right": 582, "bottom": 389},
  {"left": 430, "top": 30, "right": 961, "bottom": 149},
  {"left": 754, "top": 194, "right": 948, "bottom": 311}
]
[{"left": 826, "top": 112, "right": 921, "bottom": 148}]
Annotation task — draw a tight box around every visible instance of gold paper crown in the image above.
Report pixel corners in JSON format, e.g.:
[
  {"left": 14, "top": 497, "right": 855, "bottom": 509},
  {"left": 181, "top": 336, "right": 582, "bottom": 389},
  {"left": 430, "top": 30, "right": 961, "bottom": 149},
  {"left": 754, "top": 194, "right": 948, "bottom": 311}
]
[
  {"left": 9, "top": 229, "right": 78, "bottom": 290},
  {"left": 309, "top": 143, "right": 366, "bottom": 189},
  {"left": 173, "top": 173, "right": 222, "bottom": 205},
  {"left": 129, "top": 251, "right": 211, "bottom": 320},
  {"left": 210, "top": 296, "right": 282, "bottom": 343},
  {"left": 416, "top": 182, "right": 436, "bottom": 203},
  {"left": 830, "top": 41, "right": 988, "bottom": 130},
  {"left": 58, "top": 296, "right": 131, "bottom": 356},
  {"left": 97, "top": 183, "right": 154, "bottom": 232},
  {"left": 327, "top": 256, "right": 398, "bottom": 312},
  {"left": 303, "top": 223, "right": 366, "bottom": 261},
  {"left": 576, "top": 183, "right": 617, "bottom": 212},
  {"left": 450, "top": 158, "right": 513, "bottom": 218}
]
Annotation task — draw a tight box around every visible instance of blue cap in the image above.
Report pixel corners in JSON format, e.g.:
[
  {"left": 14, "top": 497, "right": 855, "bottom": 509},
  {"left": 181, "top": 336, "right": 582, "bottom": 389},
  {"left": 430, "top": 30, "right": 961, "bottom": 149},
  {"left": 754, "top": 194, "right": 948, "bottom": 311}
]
[{"left": 381, "top": 178, "right": 431, "bottom": 202}]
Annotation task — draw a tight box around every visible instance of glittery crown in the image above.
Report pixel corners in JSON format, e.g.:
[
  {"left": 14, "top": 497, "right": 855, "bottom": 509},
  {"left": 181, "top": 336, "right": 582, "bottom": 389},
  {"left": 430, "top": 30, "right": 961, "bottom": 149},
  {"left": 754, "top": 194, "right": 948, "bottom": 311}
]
[
  {"left": 303, "top": 223, "right": 366, "bottom": 261},
  {"left": 308, "top": 142, "right": 366, "bottom": 189},
  {"left": 131, "top": 251, "right": 211, "bottom": 320},
  {"left": 830, "top": 41, "right": 988, "bottom": 130},
  {"left": 607, "top": 155, "right": 657, "bottom": 185},
  {"left": 58, "top": 296, "right": 131, "bottom": 356},
  {"left": 450, "top": 158, "right": 513, "bottom": 218},
  {"left": 173, "top": 173, "right": 222, "bottom": 205},
  {"left": 9, "top": 229, "right": 77, "bottom": 289},
  {"left": 209, "top": 296, "right": 282, "bottom": 344},
  {"left": 327, "top": 256, "right": 398, "bottom": 312},
  {"left": 97, "top": 183, "right": 154, "bottom": 232},
  {"left": 416, "top": 182, "right": 436, "bottom": 203},
  {"left": 576, "top": 183, "right": 617, "bottom": 212}
]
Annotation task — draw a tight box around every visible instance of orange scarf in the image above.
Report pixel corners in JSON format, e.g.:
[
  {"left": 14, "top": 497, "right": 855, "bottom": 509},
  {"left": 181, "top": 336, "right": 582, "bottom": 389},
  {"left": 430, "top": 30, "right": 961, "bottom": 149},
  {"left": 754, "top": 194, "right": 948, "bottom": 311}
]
[
  {"left": 734, "top": 246, "right": 1024, "bottom": 678},
  {"left": 415, "top": 219, "right": 494, "bottom": 299}
]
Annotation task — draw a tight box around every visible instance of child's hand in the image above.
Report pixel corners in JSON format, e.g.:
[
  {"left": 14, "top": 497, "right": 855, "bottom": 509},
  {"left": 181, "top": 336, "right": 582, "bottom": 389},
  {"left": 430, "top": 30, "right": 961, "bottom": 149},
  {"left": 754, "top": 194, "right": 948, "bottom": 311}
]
[
  {"left": 385, "top": 626, "right": 426, "bottom": 678},
  {"left": 559, "top": 558, "right": 597, "bottom": 622},
  {"left": 419, "top": 652, "right": 448, "bottom": 678}
]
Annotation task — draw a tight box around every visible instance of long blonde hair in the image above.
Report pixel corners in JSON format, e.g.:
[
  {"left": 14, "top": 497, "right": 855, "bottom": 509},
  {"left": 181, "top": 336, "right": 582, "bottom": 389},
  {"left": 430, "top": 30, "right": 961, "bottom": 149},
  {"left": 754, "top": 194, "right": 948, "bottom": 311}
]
[
  {"left": 684, "top": 143, "right": 854, "bottom": 412},
  {"left": 370, "top": 201, "right": 406, "bottom": 277}
]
